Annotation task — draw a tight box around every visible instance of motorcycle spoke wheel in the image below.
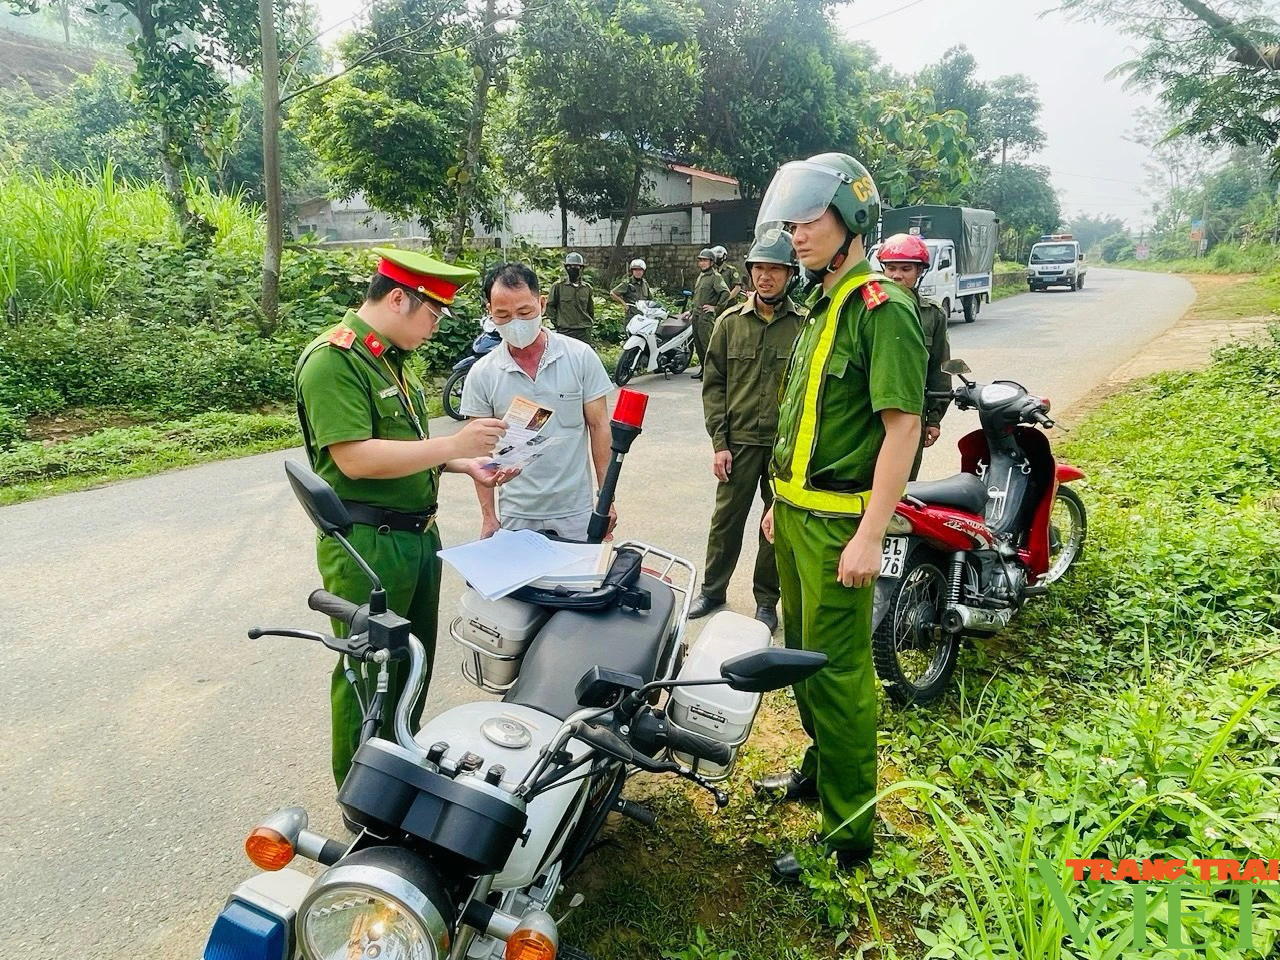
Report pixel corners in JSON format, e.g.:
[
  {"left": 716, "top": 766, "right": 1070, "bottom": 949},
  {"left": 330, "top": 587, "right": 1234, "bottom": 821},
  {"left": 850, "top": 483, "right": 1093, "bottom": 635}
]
[
  {"left": 442, "top": 368, "right": 468, "bottom": 421},
  {"left": 872, "top": 556, "right": 957, "bottom": 708},
  {"left": 1043, "top": 486, "right": 1087, "bottom": 585}
]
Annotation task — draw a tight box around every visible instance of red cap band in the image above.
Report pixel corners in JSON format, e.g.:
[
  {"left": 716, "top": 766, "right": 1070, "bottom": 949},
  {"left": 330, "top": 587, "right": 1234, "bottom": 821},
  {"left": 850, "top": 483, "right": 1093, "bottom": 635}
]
[
  {"left": 613, "top": 389, "right": 648, "bottom": 428},
  {"left": 377, "top": 258, "right": 460, "bottom": 305}
]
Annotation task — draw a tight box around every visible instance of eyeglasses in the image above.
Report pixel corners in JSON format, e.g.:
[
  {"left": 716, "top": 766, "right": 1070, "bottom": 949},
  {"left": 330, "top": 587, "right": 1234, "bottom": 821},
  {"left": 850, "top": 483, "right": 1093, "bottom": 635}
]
[{"left": 407, "top": 290, "right": 451, "bottom": 323}]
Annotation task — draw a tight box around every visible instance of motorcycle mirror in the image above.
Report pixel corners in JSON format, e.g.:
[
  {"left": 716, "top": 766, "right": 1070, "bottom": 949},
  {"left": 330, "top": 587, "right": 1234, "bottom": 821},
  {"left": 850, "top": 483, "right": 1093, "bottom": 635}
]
[
  {"left": 942, "top": 358, "right": 972, "bottom": 377},
  {"left": 682, "top": 289, "right": 693, "bottom": 297},
  {"left": 719, "top": 649, "right": 828, "bottom": 693},
  {"left": 286, "top": 460, "right": 353, "bottom": 537}
]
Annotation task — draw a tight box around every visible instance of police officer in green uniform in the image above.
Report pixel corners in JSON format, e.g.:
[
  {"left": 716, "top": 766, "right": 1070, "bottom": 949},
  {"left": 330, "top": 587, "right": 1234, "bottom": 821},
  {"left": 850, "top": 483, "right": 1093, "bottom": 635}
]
[
  {"left": 751, "top": 155, "right": 927, "bottom": 880},
  {"left": 876, "top": 233, "right": 952, "bottom": 479},
  {"left": 712, "top": 244, "right": 743, "bottom": 301},
  {"left": 689, "top": 231, "right": 805, "bottom": 634},
  {"left": 610, "top": 258, "right": 652, "bottom": 317},
  {"left": 691, "top": 247, "right": 730, "bottom": 381},
  {"left": 294, "top": 247, "right": 513, "bottom": 786},
  {"left": 546, "top": 251, "right": 596, "bottom": 342}
]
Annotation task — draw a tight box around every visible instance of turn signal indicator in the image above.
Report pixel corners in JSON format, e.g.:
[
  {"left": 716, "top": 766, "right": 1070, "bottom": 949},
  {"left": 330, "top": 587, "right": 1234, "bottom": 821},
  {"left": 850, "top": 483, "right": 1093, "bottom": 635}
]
[{"left": 245, "top": 826, "right": 295, "bottom": 870}]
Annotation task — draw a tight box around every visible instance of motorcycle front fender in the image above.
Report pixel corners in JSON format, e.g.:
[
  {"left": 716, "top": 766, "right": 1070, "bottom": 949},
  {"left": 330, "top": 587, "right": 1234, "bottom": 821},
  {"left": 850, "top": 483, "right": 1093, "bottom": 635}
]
[
  {"left": 1056, "top": 463, "right": 1085, "bottom": 483},
  {"left": 452, "top": 355, "right": 478, "bottom": 373}
]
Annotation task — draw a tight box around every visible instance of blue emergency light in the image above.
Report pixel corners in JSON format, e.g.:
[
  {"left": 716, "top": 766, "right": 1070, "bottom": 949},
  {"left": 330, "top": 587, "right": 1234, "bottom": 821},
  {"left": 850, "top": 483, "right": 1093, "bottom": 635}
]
[{"left": 203, "top": 899, "right": 289, "bottom": 960}]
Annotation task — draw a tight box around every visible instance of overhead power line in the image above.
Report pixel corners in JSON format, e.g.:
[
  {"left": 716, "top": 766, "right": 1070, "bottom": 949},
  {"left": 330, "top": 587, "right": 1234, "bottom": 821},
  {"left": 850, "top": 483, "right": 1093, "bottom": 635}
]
[{"left": 846, "top": 0, "right": 933, "bottom": 29}]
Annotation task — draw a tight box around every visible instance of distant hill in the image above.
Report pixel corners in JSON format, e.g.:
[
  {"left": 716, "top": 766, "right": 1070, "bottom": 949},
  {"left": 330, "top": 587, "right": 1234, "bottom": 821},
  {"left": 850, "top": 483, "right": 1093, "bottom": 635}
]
[{"left": 0, "top": 29, "right": 128, "bottom": 99}]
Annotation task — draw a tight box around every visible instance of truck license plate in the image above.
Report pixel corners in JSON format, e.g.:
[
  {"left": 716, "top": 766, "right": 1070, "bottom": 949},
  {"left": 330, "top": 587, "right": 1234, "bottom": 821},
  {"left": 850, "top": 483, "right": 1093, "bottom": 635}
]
[{"left": 881, "top": 537, "right": 908, "bottom": 578}]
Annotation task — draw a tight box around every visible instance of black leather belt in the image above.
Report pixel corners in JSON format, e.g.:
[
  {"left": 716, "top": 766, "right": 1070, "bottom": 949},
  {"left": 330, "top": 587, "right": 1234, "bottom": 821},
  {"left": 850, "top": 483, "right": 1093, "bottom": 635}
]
[{"left": 342, "top": 500, "right": 438, "bottom": 534}]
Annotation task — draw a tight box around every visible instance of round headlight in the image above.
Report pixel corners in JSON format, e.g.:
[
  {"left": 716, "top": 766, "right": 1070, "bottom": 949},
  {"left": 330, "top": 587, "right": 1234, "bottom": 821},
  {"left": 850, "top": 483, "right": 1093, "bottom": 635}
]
[{"left": 299, "top": 848, "right": 453, "bottom": 960}]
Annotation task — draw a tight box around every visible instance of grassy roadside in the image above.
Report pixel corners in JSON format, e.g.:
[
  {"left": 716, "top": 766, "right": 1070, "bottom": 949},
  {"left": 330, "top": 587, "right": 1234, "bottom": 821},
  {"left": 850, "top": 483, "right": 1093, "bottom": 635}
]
[{"left": 561, "top": 278, "right": 1280, "bottom": 959}]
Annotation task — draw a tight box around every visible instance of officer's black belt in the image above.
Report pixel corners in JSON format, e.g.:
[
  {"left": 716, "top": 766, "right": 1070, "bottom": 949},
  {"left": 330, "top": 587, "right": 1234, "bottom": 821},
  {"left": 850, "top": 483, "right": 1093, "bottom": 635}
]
[{"left": 342, "top": 500, "right": 438, "bottom": 534}]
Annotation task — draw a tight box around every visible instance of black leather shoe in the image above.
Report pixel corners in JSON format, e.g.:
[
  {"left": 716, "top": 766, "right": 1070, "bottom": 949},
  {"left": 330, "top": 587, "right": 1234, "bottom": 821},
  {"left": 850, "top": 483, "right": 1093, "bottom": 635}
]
[
  {"left": 754, "top": 604, "right": 778, "bottom": 635},
  {"left": 752, "top": 769, "right": 817, "bottom": 802},
  {"left": 771, "top": 847, "right": 873, "bottom": 883},
  {"left": 688, "top": 594, "right": 725, "bottom": 619},
  {"left": 691, "top": 370, "right": 703, "bottom": 381}
]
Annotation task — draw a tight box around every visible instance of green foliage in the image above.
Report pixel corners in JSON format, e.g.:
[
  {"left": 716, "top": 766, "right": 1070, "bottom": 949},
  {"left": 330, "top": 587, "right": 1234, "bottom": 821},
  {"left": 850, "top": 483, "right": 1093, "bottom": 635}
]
[
  {"left": 0, "top": 412, "right": 300, "bottom": 502},
  {"left": 918, "top": 44, "right": 990, "bottom": 150},
  {"left": 856, "top": 88, "right": 975, "bottom": 207},
  {"left": 985, "top": 73, "right": 1045, "bottom": 163},
  {"left": 0, "top": 406, "right": 26, "bottom": 451},
  {"left": 1098, "top": 232, "right": 1135, "bottom": 262},
  {"left": 970, "top": 162, "right": 1062, "bottom": 261},
  {"left": 1067, "top": 212, "right": 1127, "bottom": 252}
]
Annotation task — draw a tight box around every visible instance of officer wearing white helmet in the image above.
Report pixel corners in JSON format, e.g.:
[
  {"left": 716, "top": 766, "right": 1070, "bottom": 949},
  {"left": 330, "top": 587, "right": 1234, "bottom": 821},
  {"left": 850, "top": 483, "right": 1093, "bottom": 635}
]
[
  {"left": 610, "top": 258, "right": 652, "bottom": 317},
  {"left": 713, "top": 244, "right": 743, "bottom": 302}
]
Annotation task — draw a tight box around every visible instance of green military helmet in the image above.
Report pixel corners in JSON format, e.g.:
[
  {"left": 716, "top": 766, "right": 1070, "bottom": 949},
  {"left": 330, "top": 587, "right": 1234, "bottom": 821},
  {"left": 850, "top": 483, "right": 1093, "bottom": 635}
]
[
  {"left": 754, "top": 152, "right": 881, "bottom": 243},
  {"left": 565, "top": 252, "right": 585, "bottom": 267},
  {"left": 746, "top": 231, "right": 797, "bottom": 268}
]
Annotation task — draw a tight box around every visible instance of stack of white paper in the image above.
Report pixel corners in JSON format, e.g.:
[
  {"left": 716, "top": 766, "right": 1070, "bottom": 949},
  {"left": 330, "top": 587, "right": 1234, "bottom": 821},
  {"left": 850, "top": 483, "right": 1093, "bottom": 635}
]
[{"left": 438, "top": 530, "right": 581, "bottom": 601}]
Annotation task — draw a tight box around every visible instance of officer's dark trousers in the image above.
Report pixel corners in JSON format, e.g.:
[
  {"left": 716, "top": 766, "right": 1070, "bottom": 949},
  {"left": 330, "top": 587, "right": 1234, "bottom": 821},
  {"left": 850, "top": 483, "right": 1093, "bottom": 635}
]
[
  {"left": 693, "top": 315, "right": 714, "bottom": 367},
  {"left": 701, "top": 444, "right": 779, "bottom": 608},
  {"left": 557, "top": 327, "right": 592, "bottom": 344},
  {"left": 319, "top": 522, "right": 441, "bottom": 786}
]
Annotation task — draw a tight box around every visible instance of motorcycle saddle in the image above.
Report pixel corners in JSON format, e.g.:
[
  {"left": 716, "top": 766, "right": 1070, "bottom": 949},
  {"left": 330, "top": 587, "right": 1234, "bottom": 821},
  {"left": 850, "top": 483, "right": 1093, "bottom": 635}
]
[
  {"left": 905, "top": 473, "right": 990, "bottom": 516},
  {"left": 657, "top": 316, "right": 691, "bottom": 338},
  {"left": 504, "top": 574, "right": 677, "bottom": 720}
]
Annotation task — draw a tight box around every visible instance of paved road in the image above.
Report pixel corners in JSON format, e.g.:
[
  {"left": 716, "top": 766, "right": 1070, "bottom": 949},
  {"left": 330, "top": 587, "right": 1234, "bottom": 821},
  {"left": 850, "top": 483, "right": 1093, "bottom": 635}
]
[{"left": 0, "top": 268, "right": 1193, "bottom": 958}]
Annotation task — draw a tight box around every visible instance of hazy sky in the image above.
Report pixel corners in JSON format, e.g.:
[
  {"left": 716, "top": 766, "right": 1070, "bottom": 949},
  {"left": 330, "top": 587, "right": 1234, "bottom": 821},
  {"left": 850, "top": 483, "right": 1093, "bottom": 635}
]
[{"left": 312, "top": 0, "right": 1158, "bottom": 226}]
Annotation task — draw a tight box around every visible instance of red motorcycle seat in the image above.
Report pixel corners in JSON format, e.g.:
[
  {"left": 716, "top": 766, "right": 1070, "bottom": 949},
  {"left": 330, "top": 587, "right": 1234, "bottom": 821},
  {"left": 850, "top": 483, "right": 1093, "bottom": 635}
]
[{"left": 905, "top": 473, "right": 990, "bottom": 516}]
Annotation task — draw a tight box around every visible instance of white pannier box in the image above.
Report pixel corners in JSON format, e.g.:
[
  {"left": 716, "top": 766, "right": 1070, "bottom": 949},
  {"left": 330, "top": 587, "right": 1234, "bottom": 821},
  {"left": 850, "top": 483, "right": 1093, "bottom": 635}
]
[
  {"left": 453, "top": 588, "right": 550, "bottom": 690},
  {"left": 667, "top": 610, "right": 772, "bottom": 780}
]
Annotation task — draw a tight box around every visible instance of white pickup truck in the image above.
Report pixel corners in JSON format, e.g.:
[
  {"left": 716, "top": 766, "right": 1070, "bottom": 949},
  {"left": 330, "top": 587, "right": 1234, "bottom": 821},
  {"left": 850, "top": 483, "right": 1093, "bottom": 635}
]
[{"left": 1027, "top": 235, "right": 1088, "bottom": 291}]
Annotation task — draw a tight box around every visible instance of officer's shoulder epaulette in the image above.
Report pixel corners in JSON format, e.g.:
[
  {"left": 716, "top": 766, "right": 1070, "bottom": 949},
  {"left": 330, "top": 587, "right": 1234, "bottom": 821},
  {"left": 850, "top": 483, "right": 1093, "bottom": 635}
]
[
  {"left": 327, "top": 325, "right": 356, "bottom": 350},
  {"left": 860, "top": 280, "right": 890, "bottom": 310}
]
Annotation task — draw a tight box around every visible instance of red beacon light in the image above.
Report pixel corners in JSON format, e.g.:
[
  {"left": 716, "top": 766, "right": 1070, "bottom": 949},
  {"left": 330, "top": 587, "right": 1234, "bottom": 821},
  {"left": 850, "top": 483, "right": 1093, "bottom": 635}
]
[
  {"left": 613, "top": 388, "right": 648, "bottom": 429},
  {"left": 587, "top": 388, "right": 649, "bottom": 543}
]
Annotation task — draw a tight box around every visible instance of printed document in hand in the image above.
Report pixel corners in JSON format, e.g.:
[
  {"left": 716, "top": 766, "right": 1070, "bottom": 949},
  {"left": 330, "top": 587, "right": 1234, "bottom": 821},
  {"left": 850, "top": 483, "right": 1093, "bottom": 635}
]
[
  {"left": 481, "top": 395, "right": 567, "bottom": 470},
  {"left": 438, "top": 529, "right": 581, "bottom": 601}
]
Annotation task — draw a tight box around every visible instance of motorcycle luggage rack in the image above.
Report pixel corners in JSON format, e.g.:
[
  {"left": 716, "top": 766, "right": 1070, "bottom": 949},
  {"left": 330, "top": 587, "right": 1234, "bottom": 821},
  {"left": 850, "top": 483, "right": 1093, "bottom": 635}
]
[{"left": 450, "top": 619, "right": 522, "bottom": 694}]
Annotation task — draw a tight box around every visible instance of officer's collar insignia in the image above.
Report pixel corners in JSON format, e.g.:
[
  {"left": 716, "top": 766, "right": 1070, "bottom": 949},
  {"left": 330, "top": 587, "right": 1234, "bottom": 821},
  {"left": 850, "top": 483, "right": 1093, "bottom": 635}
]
[
  {"left": 861, "top": 280, "right": 889, "bottom": 310},
  {"left": 328, "top": 326, "right": 356, "bottom": 349},
  {"left": 364, "top": 332, "right": 387, "bottom": 357}
]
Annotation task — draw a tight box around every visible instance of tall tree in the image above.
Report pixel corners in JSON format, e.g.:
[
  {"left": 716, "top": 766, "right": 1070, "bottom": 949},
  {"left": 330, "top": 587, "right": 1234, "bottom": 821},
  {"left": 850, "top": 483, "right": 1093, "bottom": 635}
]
[
  {"left": 515, "top": 0, "right": 700, "bottom": 269},
  {"left": 294, "top": 0, "right": 481, "bottom": 234},
  {"left": 970, "top": 162, "right": 1061, "bottom": 260},
  {"left": 694, "top": 0, "right": 866, "bottom": 200},
  {"left": 986, "top": 73, "right": 1045, "bottom": 169},
  {"left": 1060, "top": 0, "right": 1280, "bottom": 165},
  {"left": 917, "top": 43, "right": 989, "bottom": 149},
  {"left": 1067, "top": 212, "right": 1129, "bottom": 250}
]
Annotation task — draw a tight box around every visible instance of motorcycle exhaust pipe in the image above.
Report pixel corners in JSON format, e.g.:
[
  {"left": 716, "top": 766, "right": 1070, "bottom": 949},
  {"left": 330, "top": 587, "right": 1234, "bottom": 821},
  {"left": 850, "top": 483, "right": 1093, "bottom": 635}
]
[
  {"left": 587, "top": 388, "right": 649, "bottom": 543},
  {"left": 942, "top": 604, "right": 1014, "bottom": 635}
]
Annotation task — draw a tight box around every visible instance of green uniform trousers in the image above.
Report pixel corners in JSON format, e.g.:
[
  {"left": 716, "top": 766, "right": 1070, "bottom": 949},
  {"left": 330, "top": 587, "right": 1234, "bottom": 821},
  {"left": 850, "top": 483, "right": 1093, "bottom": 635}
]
[
  {"left": 701, "top": 444, "right": 779, "bottom": 608},
  {"left": 693, "top": 314, "right": 714, "bottom": 367},
  {"left": 318, "top": 522, "right": 442, "bottom": 786},
  {"left": 557, "top": 327, "right": 591, "bottom": 344},
  {"left": 773, "top": 499, "right": 877, "bottom": 852}
]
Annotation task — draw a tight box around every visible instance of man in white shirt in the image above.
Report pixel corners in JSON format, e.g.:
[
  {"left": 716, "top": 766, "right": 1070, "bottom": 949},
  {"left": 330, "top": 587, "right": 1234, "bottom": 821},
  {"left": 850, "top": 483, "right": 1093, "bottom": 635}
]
[{"left": 461, "top": 262, "right": 617, "bottom": 541}]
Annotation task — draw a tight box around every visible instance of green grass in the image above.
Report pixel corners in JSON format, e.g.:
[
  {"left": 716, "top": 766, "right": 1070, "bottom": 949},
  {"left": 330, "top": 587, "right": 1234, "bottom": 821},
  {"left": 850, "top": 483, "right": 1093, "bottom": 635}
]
[
  {"left": 0, "top": 412, "right": 301, "bottom": 505},
  {"left": 560, "top": 318, "right": 1280, "bottom": 958}
]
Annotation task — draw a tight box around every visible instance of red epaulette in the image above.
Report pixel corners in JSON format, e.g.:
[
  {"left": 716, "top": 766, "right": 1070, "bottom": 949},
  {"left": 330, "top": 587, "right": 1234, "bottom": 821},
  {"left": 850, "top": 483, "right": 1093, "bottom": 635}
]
[
  {"left": 861, "top": 280, "right": 890, "bottom": 310},
  {"left": 327, "top": 326, "right": 356, "bottom": 349}
]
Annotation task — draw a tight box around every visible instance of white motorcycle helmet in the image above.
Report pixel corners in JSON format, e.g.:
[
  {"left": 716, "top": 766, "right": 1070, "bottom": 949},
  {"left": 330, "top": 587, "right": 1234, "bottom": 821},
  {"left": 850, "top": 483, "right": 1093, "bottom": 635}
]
[{"left": 629, "top": 258, "right": 647, "bottom": 272}]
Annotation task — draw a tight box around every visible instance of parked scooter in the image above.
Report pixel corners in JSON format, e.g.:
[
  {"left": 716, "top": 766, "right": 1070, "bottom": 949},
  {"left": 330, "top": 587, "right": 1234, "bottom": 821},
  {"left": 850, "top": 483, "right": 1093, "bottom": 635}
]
[
  {"left": 870, "top": 359, "right": 1087, "bottom": 707},
  {"left": 613, "top": 297, "right": 696, "bottom": 385},
  {"left": 203, "top": 389, "right": 827, "bottom": 960},
  {"left": 443, "top": 316, "right": 501, "bottom": 421}
]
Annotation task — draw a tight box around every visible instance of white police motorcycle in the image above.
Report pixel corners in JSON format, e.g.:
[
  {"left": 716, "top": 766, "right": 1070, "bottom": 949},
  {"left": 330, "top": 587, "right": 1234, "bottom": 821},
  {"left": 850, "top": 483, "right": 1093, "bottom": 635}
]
[
  {"left": 203, "top": 391, "right": 826, "bottom": 960},
  {"left": 612, "top": 298, "right": 696, "bottom": 385}
]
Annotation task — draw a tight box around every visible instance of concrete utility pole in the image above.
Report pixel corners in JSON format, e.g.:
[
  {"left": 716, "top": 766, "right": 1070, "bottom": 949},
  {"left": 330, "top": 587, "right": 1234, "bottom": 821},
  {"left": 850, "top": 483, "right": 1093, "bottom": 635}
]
[{"left": 260, "top": 0, "right": 283, "bottom": 329}]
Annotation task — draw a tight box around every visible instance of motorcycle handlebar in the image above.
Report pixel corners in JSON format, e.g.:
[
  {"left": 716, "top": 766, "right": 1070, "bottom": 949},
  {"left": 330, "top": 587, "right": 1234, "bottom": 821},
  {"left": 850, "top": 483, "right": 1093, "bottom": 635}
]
[
  {"left": 308, "top": 589, "right": 361, "bottom": 627},
  {"left": 663, "top": 724, "right": 731, "bottom": 767}
]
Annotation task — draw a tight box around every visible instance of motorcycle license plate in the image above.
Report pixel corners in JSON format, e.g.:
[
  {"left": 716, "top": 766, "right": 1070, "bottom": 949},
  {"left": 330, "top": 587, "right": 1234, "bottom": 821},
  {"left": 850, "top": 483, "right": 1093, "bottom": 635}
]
[{"left": 880, "top": 537, "right": 908, "bottom": 578}]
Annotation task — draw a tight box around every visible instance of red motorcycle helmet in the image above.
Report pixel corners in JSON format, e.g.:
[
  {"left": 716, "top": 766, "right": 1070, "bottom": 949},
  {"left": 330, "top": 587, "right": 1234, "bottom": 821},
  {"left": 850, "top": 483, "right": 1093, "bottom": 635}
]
[{"left": 877, "top": 232, "right": 931, "bottom": 266}]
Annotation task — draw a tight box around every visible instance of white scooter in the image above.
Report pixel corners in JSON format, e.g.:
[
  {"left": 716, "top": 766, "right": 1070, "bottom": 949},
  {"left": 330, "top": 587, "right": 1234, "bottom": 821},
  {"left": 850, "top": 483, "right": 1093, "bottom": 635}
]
[
  {"left": 203, "top": 391, "right": 827, "bottom": 960},
  {"left": 613, "top": 298, "right": 696, "bottom": 385}
]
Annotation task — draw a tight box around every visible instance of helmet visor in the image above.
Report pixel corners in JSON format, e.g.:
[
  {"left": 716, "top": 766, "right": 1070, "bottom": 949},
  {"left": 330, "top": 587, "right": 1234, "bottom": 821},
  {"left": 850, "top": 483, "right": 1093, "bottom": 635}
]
[{"left": 755, "top": 160, "right": 851, "bottom": 240}]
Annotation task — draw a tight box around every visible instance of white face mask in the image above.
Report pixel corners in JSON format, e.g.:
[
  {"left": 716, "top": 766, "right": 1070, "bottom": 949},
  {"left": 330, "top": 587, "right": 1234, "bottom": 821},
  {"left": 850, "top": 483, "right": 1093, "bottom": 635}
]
[{"left": 498, "top": 314, "right": 543, "bottom": 349}]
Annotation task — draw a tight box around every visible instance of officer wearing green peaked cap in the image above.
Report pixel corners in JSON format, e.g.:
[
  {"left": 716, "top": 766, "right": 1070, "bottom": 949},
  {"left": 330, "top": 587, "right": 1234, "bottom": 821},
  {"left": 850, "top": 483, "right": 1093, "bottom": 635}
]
[{"left": 294, "top": 246, "right": 513, "bottom": 786}]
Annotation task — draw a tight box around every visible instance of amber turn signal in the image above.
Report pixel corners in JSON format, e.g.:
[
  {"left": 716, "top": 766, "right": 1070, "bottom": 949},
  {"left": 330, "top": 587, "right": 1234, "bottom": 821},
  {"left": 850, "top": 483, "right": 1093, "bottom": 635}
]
[
  {"left": 245, "top": 826, "right": 295, "bottom": 870},
  {"left": 504, "top": 929, "right": 557, "bottom": 960}
]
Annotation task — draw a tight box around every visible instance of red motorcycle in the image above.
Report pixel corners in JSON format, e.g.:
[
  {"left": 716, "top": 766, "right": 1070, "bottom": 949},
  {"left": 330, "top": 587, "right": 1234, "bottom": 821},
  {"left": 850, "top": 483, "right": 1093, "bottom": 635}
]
[{"left": 871, "top": 359, "right": 1087, "bottom": 707}]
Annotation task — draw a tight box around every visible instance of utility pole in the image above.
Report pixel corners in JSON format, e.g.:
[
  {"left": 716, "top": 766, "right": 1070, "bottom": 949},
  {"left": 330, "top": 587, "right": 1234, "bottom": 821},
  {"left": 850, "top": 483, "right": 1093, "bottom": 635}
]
[{"left": 260, "top": 0, "right": 283, "bottom": 330}]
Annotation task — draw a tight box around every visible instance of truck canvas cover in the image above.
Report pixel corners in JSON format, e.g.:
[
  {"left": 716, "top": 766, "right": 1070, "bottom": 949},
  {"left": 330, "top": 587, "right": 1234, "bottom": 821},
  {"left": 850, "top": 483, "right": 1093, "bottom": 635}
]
[{"left": 880, "top": 205, "right": 999, "bottom": 277}]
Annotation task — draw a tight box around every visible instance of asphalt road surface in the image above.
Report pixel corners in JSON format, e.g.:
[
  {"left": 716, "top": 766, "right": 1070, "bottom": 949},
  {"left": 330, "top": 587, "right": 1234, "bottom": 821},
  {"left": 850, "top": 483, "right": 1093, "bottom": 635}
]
[{"left": 0, "top": 267, "right": 1194, "bottom": 958}]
